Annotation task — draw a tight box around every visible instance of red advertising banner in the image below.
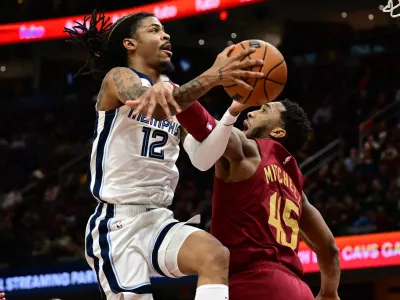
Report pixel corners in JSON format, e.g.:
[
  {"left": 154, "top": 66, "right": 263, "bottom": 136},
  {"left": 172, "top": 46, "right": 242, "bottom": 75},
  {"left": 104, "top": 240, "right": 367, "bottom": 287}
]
[
  {"left": 299, "top": 231, "right": 400, "bottom": 273},
  {"left": 0, "top": 0, "right": 263, "bottom": 45}
]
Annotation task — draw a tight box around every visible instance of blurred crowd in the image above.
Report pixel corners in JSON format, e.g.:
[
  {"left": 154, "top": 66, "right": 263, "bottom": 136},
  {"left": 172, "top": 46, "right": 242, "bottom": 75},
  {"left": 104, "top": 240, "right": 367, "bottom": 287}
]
[{"left": 1, "top": 30, "right": 400, "bottom": 270}]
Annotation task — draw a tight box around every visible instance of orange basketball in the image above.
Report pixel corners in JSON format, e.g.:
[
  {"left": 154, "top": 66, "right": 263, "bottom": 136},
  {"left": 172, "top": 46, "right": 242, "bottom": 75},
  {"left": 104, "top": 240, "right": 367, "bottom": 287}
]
[{"left": 224, "top": 40, "right": 287, "bottom": 106}]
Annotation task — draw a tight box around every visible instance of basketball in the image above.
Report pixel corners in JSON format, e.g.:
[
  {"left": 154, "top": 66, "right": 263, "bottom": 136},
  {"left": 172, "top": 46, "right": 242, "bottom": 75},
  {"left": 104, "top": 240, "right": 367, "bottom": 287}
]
[{"left": 224, "top": 40, "right": 287, "bottom": 106}]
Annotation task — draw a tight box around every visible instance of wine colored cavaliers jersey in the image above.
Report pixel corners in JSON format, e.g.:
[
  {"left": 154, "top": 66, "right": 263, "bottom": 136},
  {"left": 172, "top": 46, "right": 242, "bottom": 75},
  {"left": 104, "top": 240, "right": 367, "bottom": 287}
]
[{"left": 211, "top": 138, "right": 304, "bottom": 277}]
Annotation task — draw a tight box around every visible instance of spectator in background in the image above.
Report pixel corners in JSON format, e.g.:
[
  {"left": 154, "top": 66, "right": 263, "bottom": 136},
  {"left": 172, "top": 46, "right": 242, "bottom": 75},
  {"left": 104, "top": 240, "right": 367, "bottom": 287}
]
[
  {"left": 312, "top": 95, "right": 333, "bottom": 125},
  {"left": 2, "top": 187, "right": 23, "bottom": 210},
  {"left": 381, "top": 143, "right": 398, "bottom": 162},
  {"left": 377, "top": 120, "right": 388, "bottom": 145},
  {"left": 344, "top": 148, "right": 360, "bottom": 173},
  {"left": 364, "top": 135, "right": 380, "bottom": 153}
]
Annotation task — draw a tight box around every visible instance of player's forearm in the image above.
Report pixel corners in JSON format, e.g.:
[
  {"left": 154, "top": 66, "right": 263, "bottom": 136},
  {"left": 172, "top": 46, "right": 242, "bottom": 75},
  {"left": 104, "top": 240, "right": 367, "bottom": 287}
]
[
  {"left": 301, "top": 231, "right": 340, "bottom": 296},
  {"left": 169, "top": 72, "right": 217, "bottom": 114},
  {"left": 318, "top": 245, "right": 340, "bottom": 297},
  {"left": 183, "top": 108, "right": 238, "bottom": 171},
  {"left": 176, "top": 101, "right": 217, "bottom": 142},
  {"left": 300, "top": 192, "right": 340, "bottom": 297},
  {"left": 317, "top": 248, "right": 340, "bottom": 296}
]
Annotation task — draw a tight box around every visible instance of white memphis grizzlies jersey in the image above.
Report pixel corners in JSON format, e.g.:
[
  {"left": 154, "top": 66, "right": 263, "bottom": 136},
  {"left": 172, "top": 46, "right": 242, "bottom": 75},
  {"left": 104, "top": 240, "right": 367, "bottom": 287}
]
[{"left": 89, "top": 70, "right": 180, "bottom": 206}]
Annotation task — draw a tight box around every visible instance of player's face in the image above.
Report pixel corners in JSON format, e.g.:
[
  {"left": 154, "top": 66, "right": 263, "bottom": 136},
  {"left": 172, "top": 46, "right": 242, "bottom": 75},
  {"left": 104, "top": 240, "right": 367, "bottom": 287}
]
[
  {"left": 130, "top": 17, "right": 174, "bottom": 71},
  {"left": 243, "top": 102, "right": 286, "bottom": 140}
]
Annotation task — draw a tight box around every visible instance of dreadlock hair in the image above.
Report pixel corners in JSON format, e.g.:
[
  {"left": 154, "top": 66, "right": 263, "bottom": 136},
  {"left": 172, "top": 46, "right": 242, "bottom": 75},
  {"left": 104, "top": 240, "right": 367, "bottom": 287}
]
[
  {"left": 64, "top": 10, "right": 154, "bottom": 80},
  {"left": 279, "top": 99, "right": 312, "bottom": 154}
]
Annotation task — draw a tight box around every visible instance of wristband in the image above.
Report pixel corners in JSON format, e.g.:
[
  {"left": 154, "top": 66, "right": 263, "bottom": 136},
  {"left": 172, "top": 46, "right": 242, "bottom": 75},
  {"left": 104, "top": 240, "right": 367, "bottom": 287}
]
[{"left": 221, "top": 109, "right": 239, "bottom": 126}]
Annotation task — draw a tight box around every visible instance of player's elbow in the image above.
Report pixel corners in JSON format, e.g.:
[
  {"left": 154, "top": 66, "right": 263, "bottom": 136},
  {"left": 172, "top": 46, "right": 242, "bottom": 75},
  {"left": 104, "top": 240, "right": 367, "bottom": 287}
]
[
  {"left": 328, "top": 242, "right": 339, "bottom": 259},
  {"left": 320, "top": 240, "right": 339, "bottom": 261},
  {"left": 312, "top": 235, "right": 339, "bottom": 260}
]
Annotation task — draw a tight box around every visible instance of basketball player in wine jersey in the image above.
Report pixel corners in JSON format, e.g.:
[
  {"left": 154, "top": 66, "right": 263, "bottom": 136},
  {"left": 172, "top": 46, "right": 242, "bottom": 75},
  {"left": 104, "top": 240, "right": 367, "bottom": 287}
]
[
  {"left": 66, "top": 10, "right": 265, "bottom": 300},
  {"left": 180, "top": 100, "right": 341, "bottom": 300}
]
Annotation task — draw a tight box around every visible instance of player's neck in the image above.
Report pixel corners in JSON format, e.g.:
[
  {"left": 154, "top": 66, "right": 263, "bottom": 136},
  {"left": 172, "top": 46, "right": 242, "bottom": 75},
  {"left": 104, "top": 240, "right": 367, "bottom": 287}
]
[{"left": 128, "top": 58, "right": 161, "bottom": 84}]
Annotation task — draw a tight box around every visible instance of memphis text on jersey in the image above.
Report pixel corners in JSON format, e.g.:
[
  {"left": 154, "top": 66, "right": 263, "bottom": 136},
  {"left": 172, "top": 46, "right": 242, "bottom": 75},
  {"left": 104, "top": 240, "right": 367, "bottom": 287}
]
[{"left": 128, "top": 109, "right": 180, "bottom": 137}]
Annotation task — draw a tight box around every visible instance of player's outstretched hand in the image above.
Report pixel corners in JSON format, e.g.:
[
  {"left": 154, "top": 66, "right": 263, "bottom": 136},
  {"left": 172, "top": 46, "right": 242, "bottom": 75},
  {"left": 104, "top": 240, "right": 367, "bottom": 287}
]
[
  {"left": 206, "top": 44, "right": 265, "bottom": 90},
  {"left": 229, "top": 100, "right": 253, "bottom": 116},
  {"left": 125, "top": 81, "right": 181, "bottom": 121},
  {"left": 0, "top": 291, "right": 6, "bottom": 300}
]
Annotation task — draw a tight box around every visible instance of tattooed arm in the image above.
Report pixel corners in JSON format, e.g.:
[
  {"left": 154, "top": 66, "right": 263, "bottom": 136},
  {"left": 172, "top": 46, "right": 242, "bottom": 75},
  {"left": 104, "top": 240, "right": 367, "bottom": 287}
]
[
  {"left": 96, "top": 67, "right": 149, "bottom": 111},
  {"left": 98, "top": 44, "right": 264, "bottom": 117},
  {"left": 116, "top": 46, "right": 264, "bottom": 119},
  {"left": 97, "top": 67, "right": 216, "bottom": 120}
]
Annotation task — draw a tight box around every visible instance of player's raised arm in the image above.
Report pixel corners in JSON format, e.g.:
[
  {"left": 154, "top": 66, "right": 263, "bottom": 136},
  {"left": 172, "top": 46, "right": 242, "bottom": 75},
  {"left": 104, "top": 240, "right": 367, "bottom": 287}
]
[
  {"left": 300, "top": 192, "right": 340, "bottom": 300},
  {"left": 218, "top": 101, "right": 259, "bottom": 162},
  {"left": 126, "top": 46, "right": 264, "bottom": 120}
]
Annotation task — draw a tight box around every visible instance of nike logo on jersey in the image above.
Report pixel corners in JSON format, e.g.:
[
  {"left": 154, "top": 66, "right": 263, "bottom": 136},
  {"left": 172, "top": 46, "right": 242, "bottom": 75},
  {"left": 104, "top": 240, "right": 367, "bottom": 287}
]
[
  {"left": 116, "top": 221, "right": 123, "bottom": 229},
  {"left": 283, "top": 156, "right": 292, "bottom": 165},
  {"left": 206, "top": 122, "right": 213, "bottom": 131}
]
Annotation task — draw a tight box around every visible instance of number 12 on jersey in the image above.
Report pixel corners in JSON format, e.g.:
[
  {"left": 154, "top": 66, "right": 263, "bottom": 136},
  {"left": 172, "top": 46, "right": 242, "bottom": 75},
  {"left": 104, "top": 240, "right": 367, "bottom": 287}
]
[
  {"left": 268, "top": 192, "right": 300, "bottom": 250},
  {"left": 141, "top": 126, "right": 168, "bottom": 160}
]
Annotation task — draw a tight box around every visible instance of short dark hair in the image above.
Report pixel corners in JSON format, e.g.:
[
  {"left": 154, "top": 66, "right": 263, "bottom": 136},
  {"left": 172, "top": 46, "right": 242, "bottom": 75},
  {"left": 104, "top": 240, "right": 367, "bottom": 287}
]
[
  {"left": 279, "top": 99, "right": 312, "bottom": 153},
  {"left": 64, "top": 10, "right": 154, "bottom": 80}
]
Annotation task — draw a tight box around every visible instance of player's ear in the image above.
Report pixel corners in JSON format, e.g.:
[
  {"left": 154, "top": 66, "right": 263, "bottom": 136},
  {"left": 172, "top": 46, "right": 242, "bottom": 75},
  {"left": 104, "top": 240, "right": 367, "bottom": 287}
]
[
  {"left": 270, "top": 127, "right": 286, "bottom": 139},
  {"left": 123, "top": 38, "right": 137, "bottom": 51}
]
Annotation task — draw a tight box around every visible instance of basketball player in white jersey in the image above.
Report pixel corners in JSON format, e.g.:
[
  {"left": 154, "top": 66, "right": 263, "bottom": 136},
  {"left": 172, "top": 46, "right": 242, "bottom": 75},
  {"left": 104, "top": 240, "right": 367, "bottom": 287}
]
[{"left": 65, "top": 10, "right": 264, "bottom": 300}]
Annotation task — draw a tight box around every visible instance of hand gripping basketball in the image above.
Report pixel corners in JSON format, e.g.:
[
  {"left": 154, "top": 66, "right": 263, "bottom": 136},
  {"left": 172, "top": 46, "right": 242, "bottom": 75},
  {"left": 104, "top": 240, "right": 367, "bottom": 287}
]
[
  {"left": 207, "top": 45, "right": 265, "bottom": 90},
  {"left": 224, "top": 40, "right": 288, "bottom": 106}
]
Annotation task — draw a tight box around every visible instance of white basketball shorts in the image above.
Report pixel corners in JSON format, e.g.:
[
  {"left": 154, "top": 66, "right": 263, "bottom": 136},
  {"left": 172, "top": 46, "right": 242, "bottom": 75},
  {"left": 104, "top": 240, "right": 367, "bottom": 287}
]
[{"left": 85, "top": 203, "right": 201, "bottom": 300}]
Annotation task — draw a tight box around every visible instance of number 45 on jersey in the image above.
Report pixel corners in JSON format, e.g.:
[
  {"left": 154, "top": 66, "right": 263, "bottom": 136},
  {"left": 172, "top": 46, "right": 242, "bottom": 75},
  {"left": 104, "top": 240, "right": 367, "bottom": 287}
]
[{"left": 268, "top": 192, "right": 300, "bottom": 250}]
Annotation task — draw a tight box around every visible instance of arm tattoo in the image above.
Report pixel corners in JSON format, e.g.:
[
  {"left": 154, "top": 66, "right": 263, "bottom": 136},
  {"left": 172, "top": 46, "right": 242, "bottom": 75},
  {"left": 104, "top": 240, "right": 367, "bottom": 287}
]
[
  {"left": 112, "top": 68, "right": 148, "bottom": 102},
  {"left": 171, "top": 78, "right": 209, "bottom": 114},
  {"left": 105, "top": 67, "right": 215, "bottom": 119},
  {"left": 97, "top": 79, "right": 109, "bottom": 108},
  {"left": 218, "top": 68, "right": 223, "bottom": 81}
]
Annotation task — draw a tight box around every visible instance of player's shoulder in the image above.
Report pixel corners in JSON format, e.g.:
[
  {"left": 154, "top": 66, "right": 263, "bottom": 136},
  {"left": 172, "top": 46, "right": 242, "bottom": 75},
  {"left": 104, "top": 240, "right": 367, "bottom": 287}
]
[
  {"left": 257, "top": 139, "right": 295, "bottom": 163},
  {"left": 103, "top": 67, "right": 141, "bottom": 83}
]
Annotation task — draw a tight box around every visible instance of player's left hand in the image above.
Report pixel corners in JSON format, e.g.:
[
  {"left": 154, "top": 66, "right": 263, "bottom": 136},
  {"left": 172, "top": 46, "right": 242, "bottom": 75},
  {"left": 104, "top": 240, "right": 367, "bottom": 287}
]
[
  {"left": 0, "top": 291, "right": 6, "bottom": 300},
  {"left": 125, "top": 81, "right": 181, "bottom": 121},
  {"left": 229, "top": 100, "right": 253, "bottom": 116}
]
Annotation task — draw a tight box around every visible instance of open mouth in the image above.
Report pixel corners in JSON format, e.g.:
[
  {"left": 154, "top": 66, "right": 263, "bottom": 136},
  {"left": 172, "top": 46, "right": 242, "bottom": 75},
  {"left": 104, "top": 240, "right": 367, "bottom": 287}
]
[
  {"left": 243, "top": 120, "right": 250, "bottom": 132},
  {"left": 160, "top": 43, "right": 173, "bottom": 57}
]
